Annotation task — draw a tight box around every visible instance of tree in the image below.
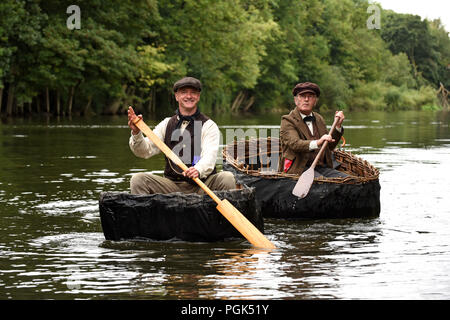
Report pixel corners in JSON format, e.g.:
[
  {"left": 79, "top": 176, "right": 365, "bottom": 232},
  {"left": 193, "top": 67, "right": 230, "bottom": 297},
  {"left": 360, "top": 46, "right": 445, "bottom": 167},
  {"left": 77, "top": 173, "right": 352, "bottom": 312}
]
[
  {"left": 154, "top": 0, "right": 278, "bottom": 112},
  {"left": 381, "top": 11, "right": 444, "bottom": 87},
  {"left": 429, "top": 19, "right": 450, "bottom": 88},
  {"left": 0, "top": 0, "right": 44, "bottom": 115},
  {"left": 1, "top": 0, "right": 448, "bottom": 116}
]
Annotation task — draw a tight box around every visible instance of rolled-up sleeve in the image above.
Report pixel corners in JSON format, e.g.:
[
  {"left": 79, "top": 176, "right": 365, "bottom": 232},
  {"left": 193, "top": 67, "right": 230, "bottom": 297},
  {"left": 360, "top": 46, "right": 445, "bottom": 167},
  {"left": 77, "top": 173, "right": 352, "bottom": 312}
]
[
  {"left": 194, "top": 120, "right": 220, "bottom": 179},
  {"left": 129, "top": 117, "right": 170, "bottom": 159}
]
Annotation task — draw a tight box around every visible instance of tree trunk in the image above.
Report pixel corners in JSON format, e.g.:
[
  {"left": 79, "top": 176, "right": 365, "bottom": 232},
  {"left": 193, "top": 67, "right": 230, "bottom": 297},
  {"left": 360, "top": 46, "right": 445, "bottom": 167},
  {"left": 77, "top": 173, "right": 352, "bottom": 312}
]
[
  {"left": 0, "top": 87, "right": 3, "bottom": 113},
  {"left": 152, "top": 88, "right": 156, "bottom": 113},
  {"left": 135, "top": 100, "right": 143, "bottom": 111},
  {"left": 46, "top": 87, "right": 50, "bottom": 113},
  {"left": 147, "top": 87, "right": 156, "bottom": 114},
  {"left": 56, "top": 90, "right": 61, "bottom": 115},
  {"left": 243, "top": 95, "right": 255, "bottom": 112},
  {"left": 147, "top": 96, "right": 152, "bottom": 114},
  {"left": 231, "top": 91, "right": 246, "bottom": 112},
  {"left": 438, "top": 82, "right": 449, "bottom": 110},
  {"left": 67, "top": 86, "right": 75, "bottom": 115},
  {"left": 124, "top": 86, "right": 135, "bottom": 111},
  {"left": 17, "top": 101, "right": 23, "bottom": 115},
  {"left": 104, "top": 84, "right": 127, "bottom": 114},
  {"left": 6, "top": 84, "right": 15, "bottom": 116},
  {"left": 108, "top": 99, "right": 123, "bottom": 115},
  {"left": 83, "top": 95, "right": 92, "bottom": 115},
  {"left": 36, "top": 95, "right": 41, "bottom": 113}
]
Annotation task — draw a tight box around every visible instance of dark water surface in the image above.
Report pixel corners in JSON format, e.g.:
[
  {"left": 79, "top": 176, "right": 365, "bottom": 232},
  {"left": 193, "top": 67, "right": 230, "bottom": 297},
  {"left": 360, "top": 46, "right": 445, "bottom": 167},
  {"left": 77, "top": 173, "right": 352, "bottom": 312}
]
[{"left": 1, "top": 110, "right": 449, "bottom": 299}]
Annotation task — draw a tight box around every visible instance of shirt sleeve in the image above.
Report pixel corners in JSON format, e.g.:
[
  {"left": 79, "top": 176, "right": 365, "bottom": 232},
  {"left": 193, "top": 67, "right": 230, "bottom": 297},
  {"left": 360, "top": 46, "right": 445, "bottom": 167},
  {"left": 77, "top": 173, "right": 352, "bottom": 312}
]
[
  {"left": 308, "top": 126, "right": 343, "bottom": 151},
  {"left": 129, "top": 117, "right": 170, "bottom": 159},
  {"left": 194, "top": 120, "right": 220, "bottom": 179},
  {"left": 309, "top": 140, "right": 319, "bottom": 150}
]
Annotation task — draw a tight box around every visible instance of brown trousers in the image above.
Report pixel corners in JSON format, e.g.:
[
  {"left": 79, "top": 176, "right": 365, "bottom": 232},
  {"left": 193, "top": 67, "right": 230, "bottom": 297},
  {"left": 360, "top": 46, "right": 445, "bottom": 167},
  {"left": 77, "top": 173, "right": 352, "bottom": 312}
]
[{"left": 130, "top": 171, "right": 236, "bottom": 195}]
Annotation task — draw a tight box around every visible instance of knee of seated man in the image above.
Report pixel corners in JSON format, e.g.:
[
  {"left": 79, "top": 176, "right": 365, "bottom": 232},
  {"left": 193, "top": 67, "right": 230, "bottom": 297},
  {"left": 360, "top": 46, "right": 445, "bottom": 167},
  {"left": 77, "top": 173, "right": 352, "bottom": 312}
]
[
  {"left": 130, "top": 172, "right": 144, "bottom": 185},
  {"left": 130, "top": 172, "right": 154, "bottom": 188},
  {"left": 218, "top": 171, "right": 236, "bottom": 190}
]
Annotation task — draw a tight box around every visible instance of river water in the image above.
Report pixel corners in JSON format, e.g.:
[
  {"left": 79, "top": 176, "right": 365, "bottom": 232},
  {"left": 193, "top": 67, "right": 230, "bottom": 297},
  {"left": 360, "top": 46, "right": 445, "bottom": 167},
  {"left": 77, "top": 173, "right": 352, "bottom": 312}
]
[{"left": 0, "top": 110, "right": 449, "bottom": 300}]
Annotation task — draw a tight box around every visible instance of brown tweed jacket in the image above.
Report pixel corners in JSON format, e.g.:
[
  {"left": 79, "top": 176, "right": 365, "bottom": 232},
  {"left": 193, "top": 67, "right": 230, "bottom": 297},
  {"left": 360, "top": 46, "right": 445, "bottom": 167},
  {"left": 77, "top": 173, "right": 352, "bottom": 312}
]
[{"left": 278, "top": 108, "right": 343, "bottom": 175}]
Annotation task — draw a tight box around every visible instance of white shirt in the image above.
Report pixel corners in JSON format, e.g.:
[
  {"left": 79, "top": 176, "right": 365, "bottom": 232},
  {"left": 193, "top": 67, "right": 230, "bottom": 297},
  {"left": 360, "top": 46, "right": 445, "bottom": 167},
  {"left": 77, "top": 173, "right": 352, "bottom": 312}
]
[
  {"left": 299, "top": 112, "right": 342, "bottom": 151},
  {"left": 129, "top": 117, "right": 220, "bottom": 179}
]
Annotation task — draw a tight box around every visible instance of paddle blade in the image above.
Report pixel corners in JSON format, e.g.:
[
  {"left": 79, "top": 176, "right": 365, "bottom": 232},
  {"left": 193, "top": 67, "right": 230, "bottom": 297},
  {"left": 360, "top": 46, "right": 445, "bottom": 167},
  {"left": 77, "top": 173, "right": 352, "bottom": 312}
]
[
  {"left": 292, "top": 167, "right": 314, "bottom": 198},
  {"left": 216, "top": 199, "right": 276, "bottom": 249}
]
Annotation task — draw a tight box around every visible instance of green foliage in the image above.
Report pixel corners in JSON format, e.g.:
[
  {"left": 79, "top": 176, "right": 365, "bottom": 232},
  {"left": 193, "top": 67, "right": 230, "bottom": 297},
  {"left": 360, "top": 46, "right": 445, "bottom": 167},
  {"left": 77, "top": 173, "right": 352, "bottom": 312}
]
[
  {"left": 428, "top": 19, "right": 450, "bottom": 88},
  {"left": 154, "top": 0, "right": 278, "bottom": 112},
  {"left": 0, "top": 0, "right": 448, "bottom": 116},
  {"left": 381, "top": 11, "right": 449, "bottom": 88},
  {"left": 382, "top": 53, "right": 417, "bottom": 88},
  {"left": 350, "top": 81, "right": 438, "bottom": 111}
]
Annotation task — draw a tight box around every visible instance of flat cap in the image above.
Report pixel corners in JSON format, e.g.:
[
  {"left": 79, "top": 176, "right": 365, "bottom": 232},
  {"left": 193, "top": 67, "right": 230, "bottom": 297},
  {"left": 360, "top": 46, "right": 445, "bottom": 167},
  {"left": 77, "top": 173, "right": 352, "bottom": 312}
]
[
  {"left": 292, "top": 82, "right": 320, "bottom": 97},
  {"left": 173, "top": 77, "right": 202, "bottom": 92}
]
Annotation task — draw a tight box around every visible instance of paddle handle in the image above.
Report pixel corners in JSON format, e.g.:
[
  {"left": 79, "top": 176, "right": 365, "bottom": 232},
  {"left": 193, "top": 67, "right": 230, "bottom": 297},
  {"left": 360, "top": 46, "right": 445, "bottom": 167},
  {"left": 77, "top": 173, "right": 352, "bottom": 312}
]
[
  {"left": 310, "top": 116, "right": 339, "bottom": 169},
  {"left": 132, "top": 117, "right": 222, "bottom": 204}
]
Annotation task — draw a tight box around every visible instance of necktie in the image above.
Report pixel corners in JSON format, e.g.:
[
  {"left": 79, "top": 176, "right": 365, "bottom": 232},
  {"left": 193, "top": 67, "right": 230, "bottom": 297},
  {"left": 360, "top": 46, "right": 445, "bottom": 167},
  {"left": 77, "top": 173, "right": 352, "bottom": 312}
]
[
  {"left": 303, "top": 115, "right": 315, "bottom": 122},
  {"left": 175, "top": 108, "right": 200, "bottom": 129}
]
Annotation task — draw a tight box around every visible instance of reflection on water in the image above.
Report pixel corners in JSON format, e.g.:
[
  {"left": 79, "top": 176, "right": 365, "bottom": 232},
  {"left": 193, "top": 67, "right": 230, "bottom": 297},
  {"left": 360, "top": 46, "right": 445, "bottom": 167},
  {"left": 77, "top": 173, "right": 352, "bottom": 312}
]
[{"left": 0, "top": 110, "right": 449, "bottom": 299}]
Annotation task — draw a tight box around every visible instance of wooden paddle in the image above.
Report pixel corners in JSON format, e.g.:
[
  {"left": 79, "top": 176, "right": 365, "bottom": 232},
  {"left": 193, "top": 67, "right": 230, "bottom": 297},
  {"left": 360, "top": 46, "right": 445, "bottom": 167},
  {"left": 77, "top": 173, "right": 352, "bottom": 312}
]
[
  {"left": 292, "top": 116, "right": 340, "bottom": 199},
  {"left": 131, "top": 110, "right": 276, "bottom": 249}
]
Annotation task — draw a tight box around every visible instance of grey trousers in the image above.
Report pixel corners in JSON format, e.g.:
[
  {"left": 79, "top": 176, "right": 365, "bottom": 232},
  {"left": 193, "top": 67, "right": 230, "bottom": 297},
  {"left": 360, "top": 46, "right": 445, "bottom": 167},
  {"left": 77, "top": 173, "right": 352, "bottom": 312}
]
[{"left": 130, "top": 171, "right": 236, "bottom": 195}]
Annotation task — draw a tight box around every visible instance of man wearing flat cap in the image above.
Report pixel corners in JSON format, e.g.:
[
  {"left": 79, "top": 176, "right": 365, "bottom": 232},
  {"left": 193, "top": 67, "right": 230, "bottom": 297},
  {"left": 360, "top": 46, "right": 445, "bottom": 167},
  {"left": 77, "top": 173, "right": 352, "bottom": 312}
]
[
  {"left": 279, "top": 81, "right": 347, "bottom": 178},
  {"left": 127, "top": 76, "right": 235, "bottom": 194}
]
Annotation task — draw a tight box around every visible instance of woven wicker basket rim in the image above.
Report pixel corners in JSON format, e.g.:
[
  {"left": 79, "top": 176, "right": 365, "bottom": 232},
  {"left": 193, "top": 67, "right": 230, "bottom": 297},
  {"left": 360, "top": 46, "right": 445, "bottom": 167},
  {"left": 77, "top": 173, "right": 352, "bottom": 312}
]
[{"left": 222, "top": 137, "right": 379, "bottom": 184}]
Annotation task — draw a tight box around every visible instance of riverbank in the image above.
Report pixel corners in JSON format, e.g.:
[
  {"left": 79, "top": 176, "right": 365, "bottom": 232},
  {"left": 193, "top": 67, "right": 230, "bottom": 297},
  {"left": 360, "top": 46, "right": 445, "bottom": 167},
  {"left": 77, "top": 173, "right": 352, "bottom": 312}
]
[
  {"left": 1, "top": 1, "right": 448, "bottom": 118},
  {"left": 0, "top": 90, "right": 445, "bottom": 120}
]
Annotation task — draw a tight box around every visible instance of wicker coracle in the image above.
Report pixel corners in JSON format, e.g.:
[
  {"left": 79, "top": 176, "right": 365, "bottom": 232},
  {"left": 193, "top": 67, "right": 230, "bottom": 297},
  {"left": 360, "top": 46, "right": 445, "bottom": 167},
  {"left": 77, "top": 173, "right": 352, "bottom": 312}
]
[{"left": 222, "top": 137, "right": 379, "bottom": 185}]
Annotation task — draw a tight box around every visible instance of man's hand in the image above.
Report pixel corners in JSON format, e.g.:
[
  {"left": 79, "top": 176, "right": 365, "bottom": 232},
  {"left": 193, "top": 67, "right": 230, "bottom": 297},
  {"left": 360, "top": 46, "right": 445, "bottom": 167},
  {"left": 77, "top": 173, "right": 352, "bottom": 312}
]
[
  {"left": 317, "top": 134, "right": 335, "bottom": 146},
  {"left": 335, "top": 110, "right": 345, "bottom": 128},
  {"left": 128, "top": 106, "right": 143, "bottom": 135},
  {"left": 183, "top": 167, "right": 199, "bottom": 179}
]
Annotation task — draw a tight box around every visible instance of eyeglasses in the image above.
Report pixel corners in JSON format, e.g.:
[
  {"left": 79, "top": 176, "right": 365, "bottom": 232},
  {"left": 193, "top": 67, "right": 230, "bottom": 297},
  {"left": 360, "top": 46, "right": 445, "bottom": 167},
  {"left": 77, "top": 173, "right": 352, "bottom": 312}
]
[{"left": 297, "top": 93, "right": 316, "bottom": 100}]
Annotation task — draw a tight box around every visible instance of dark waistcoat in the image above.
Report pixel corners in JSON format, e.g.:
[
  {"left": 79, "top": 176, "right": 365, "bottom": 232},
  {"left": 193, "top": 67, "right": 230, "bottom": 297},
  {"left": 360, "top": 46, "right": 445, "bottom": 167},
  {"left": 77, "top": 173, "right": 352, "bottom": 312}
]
[{"left": 163, "top": 112, "right": 217, "bottom": 183}]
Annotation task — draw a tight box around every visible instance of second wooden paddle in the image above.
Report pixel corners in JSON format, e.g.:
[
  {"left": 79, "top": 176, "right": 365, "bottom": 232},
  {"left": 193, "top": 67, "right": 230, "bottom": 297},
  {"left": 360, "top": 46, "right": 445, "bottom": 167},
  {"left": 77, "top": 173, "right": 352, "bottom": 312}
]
[{"left": 292, "top": 116, "right": 339, "bottom": 199}]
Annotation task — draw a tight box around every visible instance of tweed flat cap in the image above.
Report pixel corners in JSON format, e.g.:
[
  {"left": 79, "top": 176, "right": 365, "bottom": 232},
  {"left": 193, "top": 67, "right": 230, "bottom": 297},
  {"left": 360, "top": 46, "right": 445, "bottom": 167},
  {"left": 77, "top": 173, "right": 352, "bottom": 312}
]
[
  {"left": 173, "top": 77, "right": 202, "bottom": 92},
  {"left": 292, "top": 82, "right": 320, "bottom": 97}
]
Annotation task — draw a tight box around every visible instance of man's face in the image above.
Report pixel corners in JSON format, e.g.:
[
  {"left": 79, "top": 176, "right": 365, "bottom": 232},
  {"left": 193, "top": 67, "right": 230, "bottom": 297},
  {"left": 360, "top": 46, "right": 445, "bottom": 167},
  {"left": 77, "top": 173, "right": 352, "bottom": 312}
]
[
  {"left": 295, "top": 92, "right": 317, "bottom": 114},
  {"left": 175, "top": 87, "right": 201, "bottom": 111}
]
